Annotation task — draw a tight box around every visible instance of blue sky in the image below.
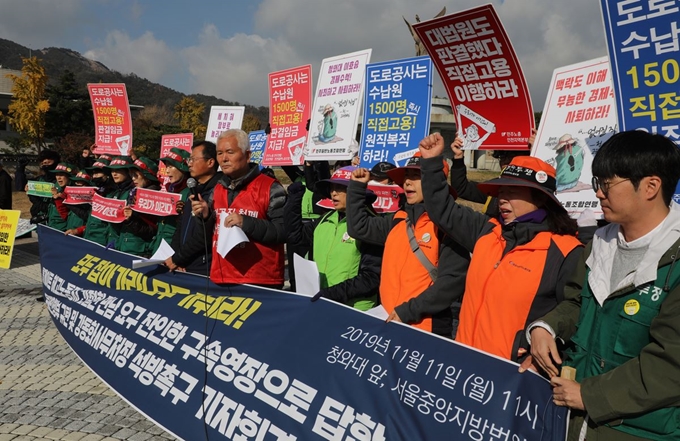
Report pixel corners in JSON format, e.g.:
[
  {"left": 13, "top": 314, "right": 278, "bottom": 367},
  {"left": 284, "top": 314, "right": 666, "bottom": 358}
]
[{"left": 0, "top": 0, "right": 607, "bottom": 110}]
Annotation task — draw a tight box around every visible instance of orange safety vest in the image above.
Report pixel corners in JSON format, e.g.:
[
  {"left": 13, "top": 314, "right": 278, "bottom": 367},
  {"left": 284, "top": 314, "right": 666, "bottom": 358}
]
[
  {"left": 455, "top": 219, "right": 581, "bottom": 359},
  {"left": 380, "top": 210, "right": 439, "bottom": 332}
]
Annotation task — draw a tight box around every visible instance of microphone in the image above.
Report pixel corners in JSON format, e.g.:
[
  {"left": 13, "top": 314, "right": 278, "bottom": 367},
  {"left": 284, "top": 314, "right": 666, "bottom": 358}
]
[
  {"left": 187, "top": 178, "right": 198, "bottom": 216},
  {"left": 187, "top": 177, "right": 198, "bottom": 198}
]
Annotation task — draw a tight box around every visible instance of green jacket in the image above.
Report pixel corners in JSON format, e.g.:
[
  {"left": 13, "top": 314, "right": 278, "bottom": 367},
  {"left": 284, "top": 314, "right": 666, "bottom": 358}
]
[
  {"left": 542, "top": 234, "right": 680, "bottom": 441},
  {"left": 65, "top": 205, "right": 90, "bottom": 231},
  {"left": 47, "top": 200, "right": 67, "bottom": 232},
  {"left": 149, "top": 187, "right": 190, "bottom": 254},
  {"left": 313, "top": 211, "right": 377, "bottom": 311},
  {"left": 105, "top": 181, "right": 135, "bottom": 251}
]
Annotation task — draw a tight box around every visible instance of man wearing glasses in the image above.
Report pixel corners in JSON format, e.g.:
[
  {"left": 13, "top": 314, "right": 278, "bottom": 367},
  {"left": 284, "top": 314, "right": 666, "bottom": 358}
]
[
  {"left": 165, "top": 140, "right": 221, "bottom": 275},
  {"left": 522, "top": 130, "right": 680, "bottom": 440}
]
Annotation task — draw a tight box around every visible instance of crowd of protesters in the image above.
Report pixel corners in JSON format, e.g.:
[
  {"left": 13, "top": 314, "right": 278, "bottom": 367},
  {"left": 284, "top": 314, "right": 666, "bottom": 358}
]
[{"left": 28, "top": 127, "right": 680, "bottom": 440}]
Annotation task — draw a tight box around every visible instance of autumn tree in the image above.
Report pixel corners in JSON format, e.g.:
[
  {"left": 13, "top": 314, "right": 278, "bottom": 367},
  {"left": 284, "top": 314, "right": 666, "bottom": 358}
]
[
  {"left": 241, "top": 114, "right": 262, "bottom": 133},
  {"left": 3, "top": 57, "right": 50, "bottom": 153},
  {"left": 45, "top": 70, "right": 94, "bottom": 142},
  {"left": 174, "top": 97, "right": 206, "bottom": 139}
]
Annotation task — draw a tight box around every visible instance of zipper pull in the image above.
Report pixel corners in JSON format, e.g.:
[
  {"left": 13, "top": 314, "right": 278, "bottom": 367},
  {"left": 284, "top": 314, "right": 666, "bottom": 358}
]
[
  {"left": 494, "top": 261, "right": 500, "bottom": 269},
  {"left": 600, "top": 358, "right": 605, "bottom": 369}
]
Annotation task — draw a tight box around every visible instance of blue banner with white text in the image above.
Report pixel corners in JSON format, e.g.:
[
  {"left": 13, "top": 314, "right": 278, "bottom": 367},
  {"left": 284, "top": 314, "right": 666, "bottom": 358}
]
[
  {"left": 38, "top": 225, "right": 567, "bottom": 441},
  {"left": 600, "top": 0, "right": 680, "bottom": 143},
  {"left": 248, "top": 130, "right": 267, "bottom": 169},
  {"left": 360, "top": 56, "right": 433, "bottom": 168}
]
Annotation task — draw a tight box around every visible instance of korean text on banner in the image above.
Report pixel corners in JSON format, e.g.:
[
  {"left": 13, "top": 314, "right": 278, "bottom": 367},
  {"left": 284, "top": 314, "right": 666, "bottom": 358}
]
[
  {"left": 132, "top": 188, "right": 181, "bottom": 216},
  {"left": 38, "top": 225, "right": 568, "bottom": 441},
  {"left": 248, "top": 130, "right": 267, "bottom": 169},
  {"left": 90, "top": 193, "right": 126, "bottom": 223},
  {"left": 413, "top": 5, "right": 534, "bottom": 150},
  {"left": 532, "top": 56, "right": 618, "bottom": 219},
  {"left": 64, "top": 186, "right": 96, "bottom": 205},
  {"left": 305, "top": 49, "right": 372, "bottom": 161},
  {"left": 206, "top": 106, "right": 245, "bottom": 143},
  {"left": 88, "top": 83, "right": 133, "bottom": 155},
  {"left": 600, "top": 0, "right": 680, "bottom": 143},
  {"left": 360, "top": 56, "right": 433, "bottom": 168},
  {"left": 0, "top": 210, "right": 20, "bottom": 269},
  {"left": 26, "top": 180, "right": 54, "bottom": 198},
  {"left": 265, "top": 65, "right": 313, "bottom": 166}
]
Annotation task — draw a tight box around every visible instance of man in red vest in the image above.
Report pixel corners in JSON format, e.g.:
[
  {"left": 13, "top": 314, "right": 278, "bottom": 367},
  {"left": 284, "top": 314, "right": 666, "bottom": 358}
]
[{"left": 191, "top": 129, "right": 287, "bottom": 288}]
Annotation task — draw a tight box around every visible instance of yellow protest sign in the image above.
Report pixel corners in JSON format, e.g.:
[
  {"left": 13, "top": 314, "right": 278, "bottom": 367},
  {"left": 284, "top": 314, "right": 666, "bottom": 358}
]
[{"left": 0, "top": 210, "right": 21, "bottom": 269}]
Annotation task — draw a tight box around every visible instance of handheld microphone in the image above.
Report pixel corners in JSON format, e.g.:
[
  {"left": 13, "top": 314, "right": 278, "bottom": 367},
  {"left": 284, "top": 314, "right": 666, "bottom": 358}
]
[
  {"left": 187, "top": 177, "right": 198, "bottom": 197},
  {"left": 187, "top": 178, "right": 198, "bottom": 216}
]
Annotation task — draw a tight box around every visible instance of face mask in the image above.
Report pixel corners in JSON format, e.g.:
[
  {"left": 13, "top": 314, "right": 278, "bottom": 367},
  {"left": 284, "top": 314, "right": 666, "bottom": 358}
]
[
  {"left": 92, "top": 177, "right": 106, "bottom": 187},
  {"left": 41, "top": 163, "right": 56, "bottom": 172}
]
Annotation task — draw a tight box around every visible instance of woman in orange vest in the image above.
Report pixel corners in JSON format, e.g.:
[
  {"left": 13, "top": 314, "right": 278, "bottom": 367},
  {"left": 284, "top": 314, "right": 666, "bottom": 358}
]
[
  {"left": 418, "top": 133, "right": 583, "bottom": 361},
  {"left": 346, "top": 153, "right": 470, "bottom": 338}
]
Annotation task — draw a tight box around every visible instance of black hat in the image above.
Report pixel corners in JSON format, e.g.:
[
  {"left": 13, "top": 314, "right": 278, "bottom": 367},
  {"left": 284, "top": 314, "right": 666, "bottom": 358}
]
[{"left": 370, "top": 162, "right": 396, "bottom": 181}]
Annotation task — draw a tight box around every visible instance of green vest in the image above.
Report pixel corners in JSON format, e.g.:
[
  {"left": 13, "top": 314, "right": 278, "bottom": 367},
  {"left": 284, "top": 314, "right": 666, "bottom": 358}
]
[
  {"left": 47, "top": 186, "right": 67, "bottom": 232},
  {"left": 149, "top": 187, "right": 190, "bottom": 254},
  {"left": 84, "top": 215, "right": 110, "bottom": 246},
  {"left": 106, "top": 187, "right": 133, "bottom": 250},
  {"left": 65, "top": 208, "right": 88, "bottom": 230},
  {"left": 565, "top": 265, "right": 680, "bottom": 440},
  {"left": 313, "top": 211, "right": 376, "bottom": 311},
  {"left": 47, "top": 202, "right": 68, "bottom": 232},
  {"left": 301, "top": 187, "right": 319, "bottom": 220}
]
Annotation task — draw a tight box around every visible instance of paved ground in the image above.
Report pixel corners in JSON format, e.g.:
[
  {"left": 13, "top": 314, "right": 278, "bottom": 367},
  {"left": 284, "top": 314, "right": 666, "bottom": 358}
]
[{"left": 0, "top": 235, "right": 178, "bottom": 441}]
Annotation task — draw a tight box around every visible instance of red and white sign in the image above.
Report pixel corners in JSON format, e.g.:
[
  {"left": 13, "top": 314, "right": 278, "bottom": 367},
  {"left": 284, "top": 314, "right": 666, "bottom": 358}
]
[
  {"left": 413, "top": 5, "right": 534, "bottom": 150},
  {"left": 88, "top": 84, "right": 133, "bottom": 155},
  {"left": 132, "top": 188, "right": 180, "bottom": 216},
  {"left": 264, "top": 65, "right": 313, "bottom": 166},
  {"left": 91, "top": 193, "right": 126, "bottom": 223},
  {"left": 63, "top": 187, "right": 95, "bottom": 205},
  {"left": 316, "top": 183, "right": 402, "bottom": 214},
  {"left": 368, "top": 183, "right": 403, "bottom": 214},
  {"left": 206, "top": 106, "right": 245, "bottom": 143},
  {"left": 159, "top": 133, "right": 193, "bottom": 190}
]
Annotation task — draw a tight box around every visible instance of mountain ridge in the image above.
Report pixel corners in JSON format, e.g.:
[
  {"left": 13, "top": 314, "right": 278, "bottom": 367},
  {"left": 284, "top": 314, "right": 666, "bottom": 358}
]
[{"left": 0, "top": 37, "right": 269, "bottom": 124}]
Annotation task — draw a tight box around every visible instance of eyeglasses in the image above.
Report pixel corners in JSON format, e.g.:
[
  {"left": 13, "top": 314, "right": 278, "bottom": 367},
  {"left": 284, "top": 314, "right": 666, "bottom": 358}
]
[
  {"left": 591, "top": 176, "right": 630, "bottom": 196},
  {"left": 187, "top": 156, "right": 207, "bottom": 164}
]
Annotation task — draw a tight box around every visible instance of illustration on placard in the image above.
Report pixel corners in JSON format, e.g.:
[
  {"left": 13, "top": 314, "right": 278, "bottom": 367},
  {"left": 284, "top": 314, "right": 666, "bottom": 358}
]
[
  {"left": 456, "top": 104, "right": 496, "bottom": 150},
  {"left": 312, "top": 104, "right": 343, "bottom": 145}
]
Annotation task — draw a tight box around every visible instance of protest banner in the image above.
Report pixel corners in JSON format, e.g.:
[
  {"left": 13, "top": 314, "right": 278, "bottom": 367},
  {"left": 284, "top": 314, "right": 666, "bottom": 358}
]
[
  {"left": 64, "top": 186, "right": 96, "bottom": 205},
  {"left": 413, "top": 5, "right": 533, "bottom": 150},
  {"left": 91, "top": 193, "right": 126, "bottom": 223},
  {"left": 600, "top": 0, "right": 680, "bottom": 201},
  {"left": 159, "top": 133, "right": 193, "bottom": 190},
  {"left": 369, "top": 184, "right": 403, "bottom": 214},
  {"left": 248, "top": 130, "right": 267, "bottom": 169},
  {"left": 0, "top": 210, "right": 20, "bottom": 269},
  {"left": 304, "top": 49, "right": 372, "bottom": 161},
  {"left": 206, "top": 106, "right": 246, "bottom": 143},
  {"left": 265, "top": 65, "right": 313, "bottom": 166},
  {"left": 88, "top": 84, "right": 133, "bottom": 155},
  {"left": 26, "top": 180, "right": 54, "bottom": 198},
  {"left": 532, "top": 56, "right": 618, "bottom": 219},
  {"left": 132, "top": 188, "right": 181, "bottom": 217},
  {"left": 15, "top": 218, "right": 37, "bottom": 238},
  {"left": 600, "top": 0, "right": 679, "bottom": 143},
  {"left": 316, "top": 183, "right": 403, "bottom": 214},
  {"left": 360, "top": 56, "right": 433, "bottom": 168},
  {"left": 39, "top": 225, "right": 567, "bottom": 441}
]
